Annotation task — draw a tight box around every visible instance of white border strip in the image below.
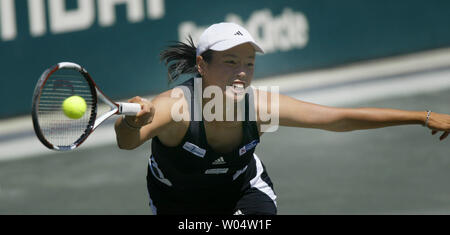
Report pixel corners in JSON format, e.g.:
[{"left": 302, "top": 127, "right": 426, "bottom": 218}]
[{"left": 293, "top": 68, "right": 450, "bottom": 106}]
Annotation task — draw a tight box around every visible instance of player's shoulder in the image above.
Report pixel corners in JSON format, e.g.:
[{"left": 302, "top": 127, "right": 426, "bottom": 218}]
[
  {"left": 151, "top": 87, "right": 188, "bottom": 106},
  {"left": 152, "top": 88, "right": 190, "bottom": 145}
]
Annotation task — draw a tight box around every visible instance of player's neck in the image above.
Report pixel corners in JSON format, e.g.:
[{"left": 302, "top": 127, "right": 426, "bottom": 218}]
[{"left": 201, "top": 96, "right": 245, "bottom": 125}]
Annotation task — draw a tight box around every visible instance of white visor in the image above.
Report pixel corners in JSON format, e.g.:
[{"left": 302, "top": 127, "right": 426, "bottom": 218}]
[{"left": 196, "top": 22, "right": 264, "bottom": 57}]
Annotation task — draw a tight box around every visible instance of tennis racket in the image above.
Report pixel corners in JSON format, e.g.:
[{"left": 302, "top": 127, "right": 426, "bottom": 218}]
[{"left": 32, "top": 62, "right": 142, "bottom": 151}]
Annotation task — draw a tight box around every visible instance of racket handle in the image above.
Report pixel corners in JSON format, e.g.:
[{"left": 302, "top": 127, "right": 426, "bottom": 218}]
[{"left": 118, "top": 103, "right": 142, "bottom": 116}]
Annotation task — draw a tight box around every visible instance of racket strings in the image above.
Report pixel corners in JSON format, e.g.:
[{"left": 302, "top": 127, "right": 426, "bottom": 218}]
[{"left": 37, "top": 68, "right": 95, "bottom": 148}]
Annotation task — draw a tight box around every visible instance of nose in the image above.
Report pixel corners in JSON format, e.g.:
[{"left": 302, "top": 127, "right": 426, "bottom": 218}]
[
  {"left": 237, "top": 71, "right": 246, "bottom": 79},
  {"left": 236, "top": 63, "right": 249, "bottom": 79}
]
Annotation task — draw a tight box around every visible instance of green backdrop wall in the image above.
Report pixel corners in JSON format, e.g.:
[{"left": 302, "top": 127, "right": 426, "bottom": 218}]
[{"left": 1, "top": 0, "right": 449, "bottom": 118}]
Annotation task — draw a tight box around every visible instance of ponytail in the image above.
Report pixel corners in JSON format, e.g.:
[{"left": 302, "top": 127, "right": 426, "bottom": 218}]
[{"left": 160, "top": 36, "right": 213, "bottom": 84}]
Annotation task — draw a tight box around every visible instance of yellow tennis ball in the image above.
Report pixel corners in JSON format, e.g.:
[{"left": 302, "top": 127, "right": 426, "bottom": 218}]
[{"left": 62, "top": 96, "right": 87, "bottom": 119}]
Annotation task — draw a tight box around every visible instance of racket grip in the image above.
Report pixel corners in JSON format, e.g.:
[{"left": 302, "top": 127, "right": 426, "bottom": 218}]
[{"left": 118, "top": 103, "right": 142, "bottom": 116}]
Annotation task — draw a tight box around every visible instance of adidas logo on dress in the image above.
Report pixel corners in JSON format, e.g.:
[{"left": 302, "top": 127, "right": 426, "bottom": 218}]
[{"left": 212, "top": 157, "right": 226, "bottom": 165}]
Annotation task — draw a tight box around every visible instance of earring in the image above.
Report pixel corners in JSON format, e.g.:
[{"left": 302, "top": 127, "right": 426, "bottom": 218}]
[{"left": 196, "top": 65, "right": 205, "bottom": 77}]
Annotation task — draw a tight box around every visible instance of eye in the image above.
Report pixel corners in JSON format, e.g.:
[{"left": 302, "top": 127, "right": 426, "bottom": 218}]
[
  {"left": 225, "top": 60, "right": 237, "bottom": 65},
  {"left": 247, "top": 63, "right": 254, "bottom": 67}
]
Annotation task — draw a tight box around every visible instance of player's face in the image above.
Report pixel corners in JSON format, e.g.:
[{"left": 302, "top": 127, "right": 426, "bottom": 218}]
[{"left": 199, "top": 43, "right": 256, "bottom": 102}]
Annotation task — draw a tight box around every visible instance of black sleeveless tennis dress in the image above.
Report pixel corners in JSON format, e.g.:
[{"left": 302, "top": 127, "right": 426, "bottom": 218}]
[{"left": 146, "top": 78, "right": 277, "bottom": 215}]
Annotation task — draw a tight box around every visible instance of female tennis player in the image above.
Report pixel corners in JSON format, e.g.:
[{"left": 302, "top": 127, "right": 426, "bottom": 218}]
[{"left": 114, "top": 22, "right": 450, "bottom": 215}]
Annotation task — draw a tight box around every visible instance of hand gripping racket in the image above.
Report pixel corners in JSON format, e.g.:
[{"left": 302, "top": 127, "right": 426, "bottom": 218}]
[{"left": 32, "top": 62, "right": 142, "bottom": 151}]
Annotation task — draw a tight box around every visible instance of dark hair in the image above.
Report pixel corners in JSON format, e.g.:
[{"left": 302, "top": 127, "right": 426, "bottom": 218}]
[{"left": 160, "top": 35, "right": 213, "bottom": 84}]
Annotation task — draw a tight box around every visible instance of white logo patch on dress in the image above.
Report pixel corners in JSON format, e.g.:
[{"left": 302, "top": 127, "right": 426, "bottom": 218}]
[
  {"left": 239, "top": 146, "right": 246, "bottom": 156},
  {"left": 239, "top": 139, "right": 259, "bottom": 156},
  {"left": 183, "top": 142, "right": 206, "bottom": 158},
  {"left": 205, "top": 168, "right": 229, "bottom": 174}
]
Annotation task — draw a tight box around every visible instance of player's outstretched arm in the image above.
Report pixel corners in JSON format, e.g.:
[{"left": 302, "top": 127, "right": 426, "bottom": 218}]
[
  {"left": 261, "top": 90, "right": 450, "bottom": 141},
  {"left": 114, "top": 89, "right": 184, "bottom": 150}
]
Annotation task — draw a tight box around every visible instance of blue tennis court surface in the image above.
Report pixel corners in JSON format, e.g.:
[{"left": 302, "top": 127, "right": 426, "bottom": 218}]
[{"left": 0, "top": 71, "right": 449, "bottom": 215}]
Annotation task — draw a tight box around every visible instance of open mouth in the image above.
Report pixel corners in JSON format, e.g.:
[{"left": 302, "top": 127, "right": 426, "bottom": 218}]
[{"left": 231, "top": 80, "right": 246, "bottom": 94}]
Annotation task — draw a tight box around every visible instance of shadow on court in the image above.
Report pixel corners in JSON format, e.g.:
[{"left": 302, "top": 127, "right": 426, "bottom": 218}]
[{"left": 0, "top": 89, "right": 449, "bottom": 214}]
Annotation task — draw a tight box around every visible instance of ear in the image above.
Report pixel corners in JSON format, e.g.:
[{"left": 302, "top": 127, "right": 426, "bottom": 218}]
[{"left": 196, "top": 56, "right": 207, "bottom": 76}]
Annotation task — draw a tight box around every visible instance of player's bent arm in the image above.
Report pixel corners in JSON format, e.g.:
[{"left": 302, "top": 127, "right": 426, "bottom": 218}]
[
  {"left": 114, "top": 91, "right": 181, "bottom": 150},
  {"left": 258, "top": 90, "right": 450, "bottom": 137}
]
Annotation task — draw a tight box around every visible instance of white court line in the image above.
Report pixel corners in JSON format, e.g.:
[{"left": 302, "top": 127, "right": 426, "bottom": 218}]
[
  {"left": 291, "top": 68, "right": 450, "bottom": 106},
  {"left": 252, "top": 47, "right": 450, "bottom": 92},
  {"left": 1, "top": 48, "right": 450, "bottom": 161},
  {"left": 0, "top": 119, "right": 121, "bottom": 161}
]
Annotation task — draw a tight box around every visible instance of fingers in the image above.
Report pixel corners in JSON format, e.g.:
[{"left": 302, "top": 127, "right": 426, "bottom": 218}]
[
  {"left": 440, "top": 131, "right": 449, "bottom": 141},
  {"left": 431, "top": 130, "right": 449, "bottom": 141},
  {"left": 128, "top": 96, "right": 152, "bottom": 116},
  {"left": 138, "top": 101, "right": 154, "bottom": 119},
  {"left": 128, "top": 96, "right": 144, "bottom": 104},
  {"left": 124, "top": 96, "right": 154, "bottom": 127},
  {"left": 432, "top": 130, "right": 449, "bottom": 141},
  {"left": 428, "top": 112, "right": 450, "bottom": 141}
]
